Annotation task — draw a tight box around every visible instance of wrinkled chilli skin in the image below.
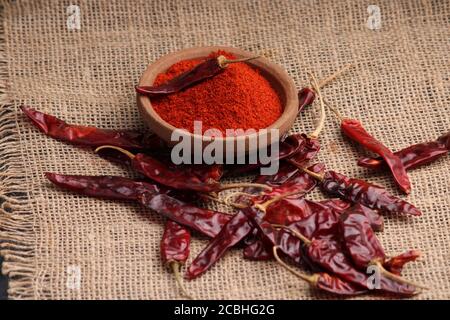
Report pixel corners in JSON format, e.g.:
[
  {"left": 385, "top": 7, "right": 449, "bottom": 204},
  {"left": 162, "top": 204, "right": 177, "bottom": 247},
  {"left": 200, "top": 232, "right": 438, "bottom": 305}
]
[
  {"left": 358, "top": 131, "right": 450, "bottom": 170},
  {"left": 138, "top": 193, "right": 231, "bottom": 238},
  {"left": 321, "top": 171, "right": 422, "bottom": 216},
  {"left": 21, "top": 106, "right": 163, "bottom": 150},
  {"left": 161, "top": 220, "right": 191, "bottom": 265},
  {"left": 297, "top": 88, "right": 316, "bottom": 114},
  {"left": 186, "top": 211, "right": 254, "bottom": 279},
  {"left": 45, "top": 173, "right": 166, "bottom": 200},
  {"left": 132, "top": 153, "right": 223, "bottom": 192},
  {"left": 244, "top": 206, "right": 303, "bottom": 263},
  {"left": 339, "top": 206, "right": 386, "bottom": 268},
  {"left": 341, "top": 118, "right": 411, "bottom": 193},
  {"left": 306, "top": 239, "right": 416, "bottom": 295},
  {"left": 319, "top": 199, "right": 384, "bottom": 231},
  {"left": 384, "top": 250, "right": 421, "bottom": 275},
  {"left": 136, "top": 57, "right": 226, "bottom": 96},
  {"left": 314, "top": 272, "right": 366, "bottom": 295},
  {"left": 243, "top": 164, "right": 325, "bottom": 261}
]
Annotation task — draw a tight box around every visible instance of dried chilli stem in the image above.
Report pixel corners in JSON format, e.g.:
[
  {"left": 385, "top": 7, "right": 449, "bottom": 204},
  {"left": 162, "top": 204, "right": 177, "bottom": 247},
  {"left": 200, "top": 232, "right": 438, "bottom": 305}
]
[
  {"left": 170, "top": 261, "right": 194, "bottom": 299},
  {"left": 324, "top": 100, "right": 343, "bottom": 122},
  {"left": 217, "top": 55, "right": 261, "bottom": 68},
  {"left": 287, "top": 160, "right": 325, "bottom": 181},
  {"left": 254, "top": 190, "right": 306, "bottom": 212},
  {"left": 272, "top": 246, "right": 318, "bottom": 284},
  {"left": 308, "top": 72, "right": 326, "bottom": 139},
  {"left": 271, "top": 224, "right": 312, "bottom": 245},
  {"left": 94, "top": 145, "right": 136, "bottom": 159},
  {"left": 218, "top": 182, "right": 272, "bottom": 192},
  {"left": 317, "top": 64, "right": 353, "bottom": 88},
  {"left": 371, "top": 261, "right": 428, "bottom": 290}
]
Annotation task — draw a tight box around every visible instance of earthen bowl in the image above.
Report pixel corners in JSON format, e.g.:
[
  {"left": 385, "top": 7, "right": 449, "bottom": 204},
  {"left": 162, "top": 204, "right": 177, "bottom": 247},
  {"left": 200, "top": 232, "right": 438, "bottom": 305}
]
[{"left": 137, "top": 46, "right": 298, "bottom": 156}]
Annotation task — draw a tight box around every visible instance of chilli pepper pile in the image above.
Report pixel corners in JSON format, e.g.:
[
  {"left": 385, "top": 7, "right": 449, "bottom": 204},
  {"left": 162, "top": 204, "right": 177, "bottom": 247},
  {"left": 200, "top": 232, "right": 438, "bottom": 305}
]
[{"left": 21, "top": 50, "right": 449, "bottom": 299}]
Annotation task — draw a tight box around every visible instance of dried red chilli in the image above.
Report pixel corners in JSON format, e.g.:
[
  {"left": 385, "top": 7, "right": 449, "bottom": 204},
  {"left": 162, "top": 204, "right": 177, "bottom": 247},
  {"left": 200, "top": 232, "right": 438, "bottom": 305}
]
[
  {"left": 244, "top": 205, "right": 304, "bottom": 264},
  {"left": 306, "top": 237, "right": 417, "bottom": 295},
  {"left": 232, "top": 161, "right": 301, "bottom": 261},
  {"left": 263, "top": 198, "right": 318, "bottom": 225},
  {"left": 45, "top": 173, "right": 168, "bottom": 200},
  {"left": 244, "top": 231, "right": 304, "bottom": 266},
  {"left": 240, "top": 162, "right": 324, "bottom": 261},
  {"left": 276, "top": 228, "right": 303, "bottom": 264},
  {"left": 320, "top": 170, "right": 421, "bottom": 216},
  {"left": 260, "top": 163, "right": 324, "bottom": 199},
  {"left": 187, "top": 188, "right": 311, "bottom": 278},
  {"left": 250, "top": 181, "right": 365, "bottom": 295},
  {"left": 136, "top": 55, "right": 260, "bottom": 96},
  {"left": 161, "top": 220, "right": 192, "bottom": 299},
  {"left": 338, "top": 206, "right": 426, "bottom": 289},
  {"left": 317, "top": 198, "right": 350, "bottom": 212},
  {"left": 243, "top": 238, "right": 273, "bottom": 261},
  {"left": 358, "top": 131, "right": 450, "bottom": 171},
  {"left": 96, "top": 147, "right": 135, "bottom": 166},
  {"left": 297, "top": 88, "right": 315, "bottom": 115},
  {"left": 45, "top": 172, "right": 199, "bottom": 202},
  {"left": 274, "top": 203, "right": 340, "bottom": 265},
  {"left": 292, "top": 165, "right": 422, "bottom": 216},
  {"left": 272, "top": 247, "right": 365, "bottom": 296},
  {"left": 94, "top": 145, "right": 272, "bottom": 193},
  {"left": 281, "top": 227, "right": 417, "bottom": 295},
  {"left": 288, "top": 134, "right": 321, "bottom": 167},
  {"left": 339, "top": 206, "right": 386, "bottom": 268},
  {"left": 21, "top": 106, "right": 164, "bottom": 150},
  {"left": 138, "top": 193, "right": 231, "bottom": 238},
  {"left": 243, "top": 206, "right": 278, "bottom": 245},
  {"left": 161, "top": 220, "right": 190, "bottom": 266},
  {"left": 46, "top": 173, "right": 230, "bottom": 238},
  {"left": 384, "top": 250, "right": 421, "bottom": 275},
  {"left": 274, "top": 202, "right": 382, "bottom": 265},
  {"left": 241, "top": 171, "right": 324, "bottom": 263},
  {"left": 283, "top": 205, "right": 340, "bottom": 240},
  {"left": 186, "top": 211, "right": 254, "bottom": 280},
  {"left": 243, "top": 198, "right": 312, "bottom": 263},
  {"left": 238, "top": 163, "right": 325, "bottom": 261},
  {"left": 318, "top": 199, "right": 384, "bottom": 232},
  {"left": 340, "top": 118, "right": 411, "bottom": 194}
]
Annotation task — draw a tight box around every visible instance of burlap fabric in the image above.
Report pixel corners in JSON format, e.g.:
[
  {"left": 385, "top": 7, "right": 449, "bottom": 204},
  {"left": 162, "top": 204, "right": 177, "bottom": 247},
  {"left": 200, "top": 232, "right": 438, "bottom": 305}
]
[{"left": 0, "top": 0, "right": 449, "bottom": 300}]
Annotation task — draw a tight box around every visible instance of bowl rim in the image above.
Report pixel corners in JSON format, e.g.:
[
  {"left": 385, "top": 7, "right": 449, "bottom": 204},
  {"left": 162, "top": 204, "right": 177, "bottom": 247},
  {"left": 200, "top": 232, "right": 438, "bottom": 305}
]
[{"left": 137, "top": 45, "right": 298, "bottom": 144}]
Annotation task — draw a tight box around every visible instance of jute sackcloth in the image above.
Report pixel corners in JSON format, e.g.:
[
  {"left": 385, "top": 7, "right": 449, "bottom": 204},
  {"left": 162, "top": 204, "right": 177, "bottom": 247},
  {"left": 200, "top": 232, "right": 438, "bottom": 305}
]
[{"left": 0, "top": 0, "right": 449, "bottom": 299}]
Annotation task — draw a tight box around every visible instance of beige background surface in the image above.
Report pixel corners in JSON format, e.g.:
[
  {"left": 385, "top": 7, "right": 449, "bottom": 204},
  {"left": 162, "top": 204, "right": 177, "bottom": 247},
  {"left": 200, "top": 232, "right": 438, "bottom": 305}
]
[{"left": 0, "top": 0, "right": 449, "bottom": 299}]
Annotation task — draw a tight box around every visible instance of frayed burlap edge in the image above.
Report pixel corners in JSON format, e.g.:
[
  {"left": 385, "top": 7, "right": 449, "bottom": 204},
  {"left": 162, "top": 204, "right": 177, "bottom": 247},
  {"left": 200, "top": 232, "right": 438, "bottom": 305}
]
[{"left": 0, "top": 4, "right": 36, "bottom": 300}]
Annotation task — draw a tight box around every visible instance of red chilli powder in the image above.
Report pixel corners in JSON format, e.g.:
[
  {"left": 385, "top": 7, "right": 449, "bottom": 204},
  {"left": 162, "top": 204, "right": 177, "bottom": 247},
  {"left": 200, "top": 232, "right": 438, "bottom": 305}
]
[{"left": 151, "top": 51, "right": 283, "bottom": 134}]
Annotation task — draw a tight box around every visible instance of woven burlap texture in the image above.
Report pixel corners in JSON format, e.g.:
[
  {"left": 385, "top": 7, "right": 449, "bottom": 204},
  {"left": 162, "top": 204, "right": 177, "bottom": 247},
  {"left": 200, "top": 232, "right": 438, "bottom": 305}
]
[{"left": 0, "top": 0, "right": 449, "bottom": 299}]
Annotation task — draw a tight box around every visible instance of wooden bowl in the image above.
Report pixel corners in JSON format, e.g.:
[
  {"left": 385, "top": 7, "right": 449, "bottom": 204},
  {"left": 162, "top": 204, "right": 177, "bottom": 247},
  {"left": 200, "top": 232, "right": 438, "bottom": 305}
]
[{"left": 137, "top": 46, "right": 298, "bottom": 157}]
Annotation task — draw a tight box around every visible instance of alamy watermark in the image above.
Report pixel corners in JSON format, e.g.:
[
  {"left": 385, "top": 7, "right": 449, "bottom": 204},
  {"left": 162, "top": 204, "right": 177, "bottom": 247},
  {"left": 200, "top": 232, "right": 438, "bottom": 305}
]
[
  {"left": 66, "top": 265, "right": 81, "bottom": 290},
  {"left": 366, "top": 265, "right": 381, "bottom": 289},
  {"left": 66, "top": 4, "right": 81, "bottom": 31},
  {"left": 367, "top": 5, "right": 382, "bottom": 30},
  {"left": 171, "top": 121, "right": 280, "bottom": 175}
]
